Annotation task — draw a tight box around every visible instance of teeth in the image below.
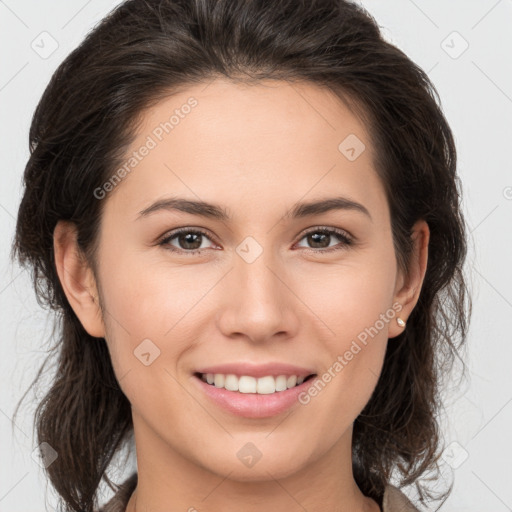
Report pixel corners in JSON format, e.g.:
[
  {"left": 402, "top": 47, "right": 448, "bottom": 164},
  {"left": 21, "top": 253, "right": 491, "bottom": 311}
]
[{"left": 200, "top": 373, "right": 311, "bottom": 394}]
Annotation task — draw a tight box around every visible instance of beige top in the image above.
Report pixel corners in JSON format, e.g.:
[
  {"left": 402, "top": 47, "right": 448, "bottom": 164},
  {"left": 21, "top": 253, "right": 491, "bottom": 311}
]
[{"left": 96, "top": 473, "right": 419, "bottom": 512}]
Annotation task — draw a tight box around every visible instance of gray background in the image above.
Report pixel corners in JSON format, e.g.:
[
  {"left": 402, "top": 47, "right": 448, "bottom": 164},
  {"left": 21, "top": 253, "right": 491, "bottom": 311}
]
[{"left": 1, "top": 1, "right": 511, "bottom": 511}]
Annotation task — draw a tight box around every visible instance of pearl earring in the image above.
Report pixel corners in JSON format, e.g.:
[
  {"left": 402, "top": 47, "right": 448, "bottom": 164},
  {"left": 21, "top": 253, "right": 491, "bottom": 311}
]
[{"left": 397, "top": 317, "right": 406, "bottom": 327}]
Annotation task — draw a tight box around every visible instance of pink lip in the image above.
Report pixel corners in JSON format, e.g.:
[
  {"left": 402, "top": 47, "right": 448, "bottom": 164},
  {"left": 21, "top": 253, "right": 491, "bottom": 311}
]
[
  {"left": 192, "top": 373, "right": 318, "bottom": 418},
  {"left": 195, "top": 362, "right": 316, "bottom": 378}
]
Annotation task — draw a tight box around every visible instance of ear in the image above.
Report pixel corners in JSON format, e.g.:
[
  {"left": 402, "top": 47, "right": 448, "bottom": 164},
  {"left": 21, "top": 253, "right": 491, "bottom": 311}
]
[
  {"left": 388, "top": 219, "right": 430, "bottom": 339},
  {"left": 53, "top": 220, "right": 105, "bottom": 338}
]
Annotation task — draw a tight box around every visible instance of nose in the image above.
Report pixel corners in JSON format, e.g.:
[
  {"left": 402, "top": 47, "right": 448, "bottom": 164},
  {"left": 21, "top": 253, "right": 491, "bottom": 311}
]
[{"left": 215, "top": 246, "right": 299, "bottom": 345}]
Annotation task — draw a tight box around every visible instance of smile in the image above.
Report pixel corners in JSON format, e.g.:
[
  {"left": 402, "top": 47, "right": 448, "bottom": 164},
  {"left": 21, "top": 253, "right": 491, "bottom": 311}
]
[
  {"left": 193, "top": 372, "right": 318, "bottom": 418},
  {"left": 197, "top": 372, "right": 316, "bottom": 394}
]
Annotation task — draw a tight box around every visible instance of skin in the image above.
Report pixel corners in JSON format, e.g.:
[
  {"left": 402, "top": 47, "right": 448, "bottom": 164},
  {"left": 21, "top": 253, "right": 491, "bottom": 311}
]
[{"left": 54, "top": 78, "right": 429, "bottom": 512}]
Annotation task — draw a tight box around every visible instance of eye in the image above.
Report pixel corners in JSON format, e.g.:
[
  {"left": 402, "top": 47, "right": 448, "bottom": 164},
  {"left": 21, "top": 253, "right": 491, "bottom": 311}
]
[
  {"left": 295, "top": 227, "right": 353, "bottom": 253},
  {"left": 158, "top": 226, "right": 353, "bottom": 256},
  {"left": 158, "top": 228, "right": 217, "bottom": 255}
]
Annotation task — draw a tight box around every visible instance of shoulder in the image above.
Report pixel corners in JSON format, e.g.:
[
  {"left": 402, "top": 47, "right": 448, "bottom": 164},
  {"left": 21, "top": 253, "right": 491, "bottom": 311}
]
[
  {"left": 382, "top": 483, "right": 420, "bottom": 512},
  {"left": 95, "top": 472, "right": 138, "bottom": 512}
]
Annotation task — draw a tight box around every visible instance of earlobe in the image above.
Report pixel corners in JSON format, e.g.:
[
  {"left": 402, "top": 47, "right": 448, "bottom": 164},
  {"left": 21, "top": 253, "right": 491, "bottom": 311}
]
[
  {"left": 389, "top": 219, "right": 430, "bottom": 339},
  {"left": 53, "top": 220, "right": 105, "bottom": 338}
]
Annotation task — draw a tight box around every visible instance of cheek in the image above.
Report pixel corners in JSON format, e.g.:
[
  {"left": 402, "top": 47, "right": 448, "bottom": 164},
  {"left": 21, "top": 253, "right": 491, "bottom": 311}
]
[
  {"left": 98, "top": 245, "right": 199, "bottom": 337},
  {"left": 297, "top": 249, "right": 397, "bottom": 346},
  {"left": 293, "top": 248, "right": 396, "bottom": 416},
  {"left": 97, "top": 263, "right": 193, "bottom": 420},
  {"left": 96, "top": 246, "right": 222, "bottom": 399}
]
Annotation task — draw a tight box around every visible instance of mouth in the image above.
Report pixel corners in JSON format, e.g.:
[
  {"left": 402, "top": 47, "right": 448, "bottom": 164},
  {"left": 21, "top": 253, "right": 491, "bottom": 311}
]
[
  {"left": 192, "top": 370, "right": 319, "bottom": 418},
  {"left": 193, "top": 372, "right": 317, "bottom": 395},
  {"left": 191, "top": 361, "right": 319, "bottom": 418}
]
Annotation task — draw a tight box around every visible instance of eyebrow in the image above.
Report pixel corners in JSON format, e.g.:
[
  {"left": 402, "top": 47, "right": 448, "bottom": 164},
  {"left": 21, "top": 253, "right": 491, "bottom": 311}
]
[{"left": 137, "top": 196, "right": 372, "bottom": 221}]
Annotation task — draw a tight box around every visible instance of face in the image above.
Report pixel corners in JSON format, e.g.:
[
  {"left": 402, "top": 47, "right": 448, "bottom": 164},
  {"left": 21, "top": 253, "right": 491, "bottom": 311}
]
[{"left": 61, "top": 78, "right": 426, "bottom": 482}]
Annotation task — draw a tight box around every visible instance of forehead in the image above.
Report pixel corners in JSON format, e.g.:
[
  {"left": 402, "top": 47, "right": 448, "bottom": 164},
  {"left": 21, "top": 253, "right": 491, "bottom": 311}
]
[{"left": 103, "top": 78, "right": 387, "bottom": 224}]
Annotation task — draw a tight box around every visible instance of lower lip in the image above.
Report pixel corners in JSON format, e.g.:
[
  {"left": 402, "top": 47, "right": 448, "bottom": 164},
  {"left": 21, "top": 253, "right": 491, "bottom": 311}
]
[{"left": 192, "top": 374, "right": 318, "bottom": 418}]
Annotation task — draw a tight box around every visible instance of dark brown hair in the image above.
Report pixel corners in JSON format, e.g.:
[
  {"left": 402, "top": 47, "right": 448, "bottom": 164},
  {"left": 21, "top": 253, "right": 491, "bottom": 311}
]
[{"left": 11, "top": 0, "right": 471, "bottom": 511}]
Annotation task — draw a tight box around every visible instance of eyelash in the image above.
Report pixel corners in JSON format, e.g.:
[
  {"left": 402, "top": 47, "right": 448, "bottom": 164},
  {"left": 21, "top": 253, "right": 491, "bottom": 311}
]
[{"left": 157, "top": 226, "right": 353, "bottom": 256}]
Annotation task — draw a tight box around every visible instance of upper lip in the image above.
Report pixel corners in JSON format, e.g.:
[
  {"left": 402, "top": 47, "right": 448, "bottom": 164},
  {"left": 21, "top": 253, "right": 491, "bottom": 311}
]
[{"left": 195, "top": 362, "right": 317, "bottom": 379}]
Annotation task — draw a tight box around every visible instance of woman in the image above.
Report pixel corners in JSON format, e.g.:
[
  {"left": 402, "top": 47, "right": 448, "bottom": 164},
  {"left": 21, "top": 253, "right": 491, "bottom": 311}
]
[{"left": 12, "top": 0, "right": 470, "bottom": 511}]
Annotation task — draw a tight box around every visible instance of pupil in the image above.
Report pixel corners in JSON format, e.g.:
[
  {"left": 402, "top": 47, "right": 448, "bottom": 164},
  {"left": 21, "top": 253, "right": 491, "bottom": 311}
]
[
  {"left": 181, "top": 233, "right": 201, "bottom": 249},
  {"left": 309, "top": 232, "right": 329, "bottom": 248}
]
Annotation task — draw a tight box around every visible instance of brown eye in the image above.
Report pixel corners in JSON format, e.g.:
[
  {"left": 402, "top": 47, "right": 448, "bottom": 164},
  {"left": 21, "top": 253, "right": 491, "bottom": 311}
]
[
  {"left": 159, "top": 228, "right": 216, "bottom": 255},
  {"left": 296, "top": 227, "right": 353, "bottom": 253}
]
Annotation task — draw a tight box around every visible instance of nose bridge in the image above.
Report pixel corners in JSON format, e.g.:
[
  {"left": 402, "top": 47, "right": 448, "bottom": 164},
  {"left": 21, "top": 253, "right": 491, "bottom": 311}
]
[
  {"left": 238, "top": 244, "right": 282, "bottom": 304},
  {"left": 217, "top": 236, "right": 296, "bottom": 341}
]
